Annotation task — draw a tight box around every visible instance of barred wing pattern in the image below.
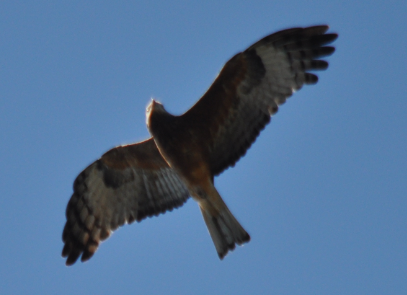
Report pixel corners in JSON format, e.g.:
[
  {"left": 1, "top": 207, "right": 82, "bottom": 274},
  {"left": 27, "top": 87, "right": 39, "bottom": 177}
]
[
  {"left": 183, "top": 26, "right": 337, "bottom": 176},
  {"left": 62, "top": 138, "right": 189, "bottom": 265}
]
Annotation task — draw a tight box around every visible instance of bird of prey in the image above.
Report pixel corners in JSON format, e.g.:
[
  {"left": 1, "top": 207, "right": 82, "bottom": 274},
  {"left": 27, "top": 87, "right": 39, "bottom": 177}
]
[{"left": 62, "top": 25, "right": 338, "bottom": 265}]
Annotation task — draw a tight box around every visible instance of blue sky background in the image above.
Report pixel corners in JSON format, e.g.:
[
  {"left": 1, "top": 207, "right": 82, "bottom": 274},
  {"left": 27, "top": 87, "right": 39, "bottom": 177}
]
[{"left": 1, "top": 1, "right": 406, "bottom": 294}]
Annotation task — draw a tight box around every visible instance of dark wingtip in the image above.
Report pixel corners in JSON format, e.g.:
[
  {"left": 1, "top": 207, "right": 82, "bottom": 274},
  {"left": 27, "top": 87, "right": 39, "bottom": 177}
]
[
  {"left": 218, "top": 251, "right": 227, "bottom": 260},
  {"left": 66, "top": 251, "right": 81, "bottom": 266},
  {"left": 330, "top": 33, "right": 339, "bottom": 41},
  {"left": 243, "top": 232, "right": 251, "bottom": 243},
  {"left": 81, "top": 250, "right": 95, "bottom": 262},
  {"left": 305, "top": 73, "right": 318, "bottom": 84},
  {"left": 311, "top": 60, "right": 329, "bottom": 70},
  {"left": 305, "top": 25, "right": 329, "bottom": 35},
  {"left": 324, "top": 46, "right": 336, "bottom": 55},
  {"left": 317, "top": 33, "right": 339, "bottom": 45},
  {"left": 61, "top": 243, "right": 71, "bottom": 258}
]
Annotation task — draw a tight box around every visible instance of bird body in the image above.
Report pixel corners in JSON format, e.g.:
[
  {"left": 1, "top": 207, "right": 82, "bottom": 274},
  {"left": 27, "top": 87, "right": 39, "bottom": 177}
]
[{"left": 147, "top": 98, "right": 251, "bottom": 258}]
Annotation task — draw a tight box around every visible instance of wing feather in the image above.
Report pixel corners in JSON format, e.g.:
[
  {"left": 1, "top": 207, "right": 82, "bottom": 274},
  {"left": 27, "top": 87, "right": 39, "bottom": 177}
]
[
  {"left": 62, "top": 138, "right": 189, "bottom": 265},
  {"left": 179, "top": 25, "right": 337, "bottom": 176}
]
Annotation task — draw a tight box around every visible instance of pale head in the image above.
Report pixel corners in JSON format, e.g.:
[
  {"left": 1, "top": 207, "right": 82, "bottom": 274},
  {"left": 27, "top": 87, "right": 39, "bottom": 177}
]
[{"left": 146, "top": 99, "right": 167, "bottom": 127}]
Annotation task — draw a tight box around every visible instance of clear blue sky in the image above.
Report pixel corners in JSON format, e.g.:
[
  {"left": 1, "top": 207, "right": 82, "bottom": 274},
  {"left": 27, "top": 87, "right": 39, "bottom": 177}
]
[{"left": 1, "top": 1, "right": 406, "bottom": 294}]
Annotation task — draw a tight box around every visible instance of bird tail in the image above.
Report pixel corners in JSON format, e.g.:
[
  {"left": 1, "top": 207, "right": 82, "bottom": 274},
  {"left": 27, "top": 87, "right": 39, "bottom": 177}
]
[{"left": 199, "top": 189, "right": 250, "bottom": 259}]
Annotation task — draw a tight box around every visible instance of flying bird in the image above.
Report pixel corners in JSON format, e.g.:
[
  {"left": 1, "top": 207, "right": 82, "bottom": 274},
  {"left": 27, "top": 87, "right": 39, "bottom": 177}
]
[{"left": 62, "top": 25, "right": 338, "bottom": 265}]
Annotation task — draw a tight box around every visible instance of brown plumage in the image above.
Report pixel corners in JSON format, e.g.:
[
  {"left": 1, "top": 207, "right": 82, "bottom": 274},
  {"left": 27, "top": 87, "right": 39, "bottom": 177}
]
[
  {"left": 62, "top": 25, "right": 338, "bottom": 265},
  {"left": 62, "top": 139, "right": 189, "bottom": 265}
]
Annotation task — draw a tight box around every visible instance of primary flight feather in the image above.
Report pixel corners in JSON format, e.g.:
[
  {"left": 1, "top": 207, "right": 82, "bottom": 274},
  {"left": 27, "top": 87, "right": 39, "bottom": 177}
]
[{"left": 62, "top": 25, "right": 338, "bottom": 265}]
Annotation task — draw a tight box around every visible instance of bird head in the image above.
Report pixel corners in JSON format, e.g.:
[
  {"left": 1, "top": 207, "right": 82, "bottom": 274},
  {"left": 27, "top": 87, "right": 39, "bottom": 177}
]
[{"left": 146, "top": 99, "right": 167, "bottom": 127}]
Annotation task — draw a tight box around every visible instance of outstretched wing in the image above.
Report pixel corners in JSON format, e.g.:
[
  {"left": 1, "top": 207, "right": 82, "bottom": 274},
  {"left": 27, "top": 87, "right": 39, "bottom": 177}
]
[
  {"left": 181, "top": 25, "right": 338, "bottom": 176},
  {"left": 62, "top": 138, "right": 189, "bottom": 265}
]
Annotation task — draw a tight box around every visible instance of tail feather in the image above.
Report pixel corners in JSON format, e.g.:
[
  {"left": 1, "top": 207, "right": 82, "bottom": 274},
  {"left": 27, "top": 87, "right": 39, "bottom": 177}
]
[{"left": 200, "top": 196, "right": 250, "bottom": 259}]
